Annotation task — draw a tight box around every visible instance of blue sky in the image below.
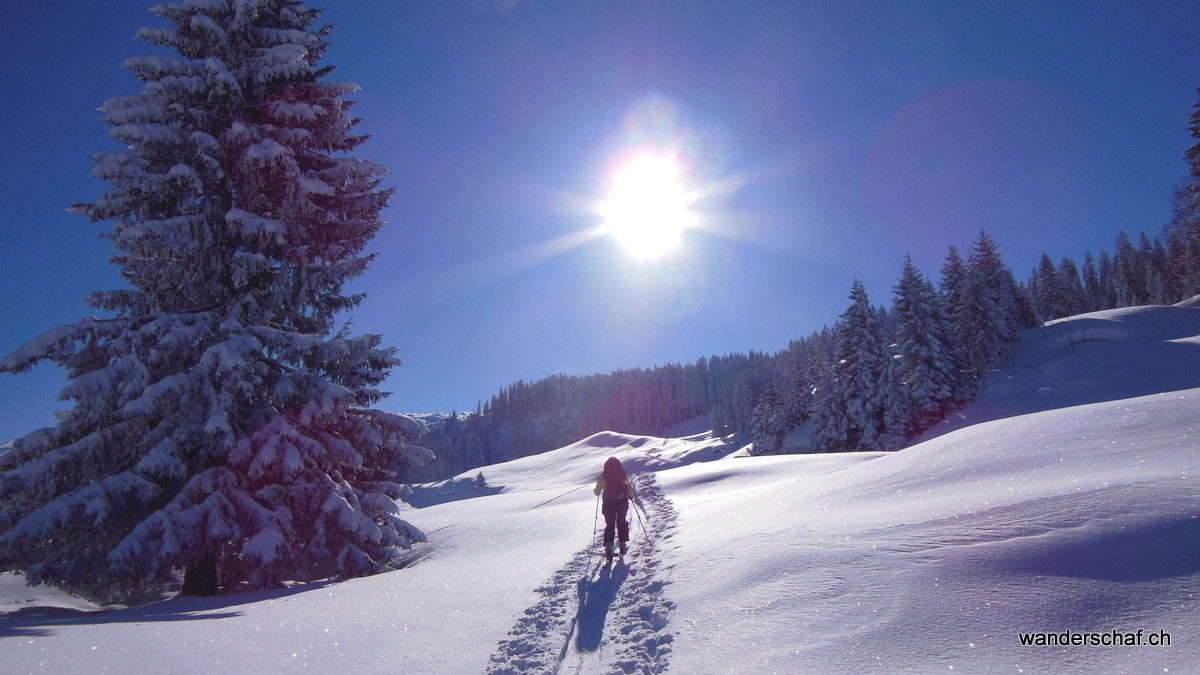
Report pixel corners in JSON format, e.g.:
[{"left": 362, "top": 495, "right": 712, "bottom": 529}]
[{"left": 2, "top": 1, "right": 1198, "bottom": 441}]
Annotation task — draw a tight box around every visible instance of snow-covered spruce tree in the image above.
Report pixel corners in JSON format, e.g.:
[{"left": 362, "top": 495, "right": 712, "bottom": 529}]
[
  {"left": 1168, "top": 182, "right": 1200, "bottom": 300},
  {"left": 1138, "top": 234, "right": 1170, "bottom": 305},
  {"left": 808, "top": 341, "right": 848, "bottom": 453},
  {"left": 1030, "top": 253, "right": 1069, "bottom": 321},
  {"left": 1111, "top": 232, "right": 1144, "bottom": 307},
  {"left": 0, "top": 0, "right": 431, "bottom": 601},
  {"left": 1167, "top": 86, "right": 1200, "bottom": 300},
  {"left": 891, "top": 255, "right": 958, "bottom": 441},
  {"left": 938, "top": 245, "right": 977, "bottom": 399},
  {"left": 831, "top": 281, "right": 903, "bottom": 452},
  {"left": 749, "top": 386, "right": 787, "bottom": 455},
  {"left": 944, "top": 232, "right": 1029, "bottom": 385},
  {"left": 1056, "top": 258, "right": 1091, "bottom": 317},
  {"left": 1082, "top": 252, "right": 1104, "bottom": 311}
]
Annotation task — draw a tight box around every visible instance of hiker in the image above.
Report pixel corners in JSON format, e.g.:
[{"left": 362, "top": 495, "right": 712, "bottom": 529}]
[{"left": 594, "top": 456, "right": 635, "bottom": 560}]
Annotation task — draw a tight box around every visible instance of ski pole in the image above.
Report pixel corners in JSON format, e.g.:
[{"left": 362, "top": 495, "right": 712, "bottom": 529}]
[
  {"left": 631, "top": 499, "right": 648, "bottom": 540},
  {"left": 592, "top": 493, "right": 601, "bottom": 555}
]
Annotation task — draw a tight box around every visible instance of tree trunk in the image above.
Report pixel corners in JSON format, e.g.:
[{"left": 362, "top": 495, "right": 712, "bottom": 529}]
[{"left": 180, "top": 555, "right": 219, "bottom": 596}]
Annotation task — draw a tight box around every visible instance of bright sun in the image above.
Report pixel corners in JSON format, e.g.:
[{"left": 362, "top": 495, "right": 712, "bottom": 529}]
[{"left": 599, "top": 152, "right": 696, "bottom": 259}]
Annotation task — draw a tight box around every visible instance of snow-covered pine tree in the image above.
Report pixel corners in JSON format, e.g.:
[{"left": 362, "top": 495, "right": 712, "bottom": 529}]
[
  {"left": 832, "top": 280, "right": 901, "bottom": 452},
  {"left": 729, "top": 358, "right": 774, "bottom": 435},
  {"left": 950, "top": 232, "right": 1025, "bottom": 383},
  {"left": 808, "top": 345, "right": 848, "bottom": 453},
  {"left": 0, "top": 0, "right": 430, "bottom": 602},
  {"left": 1137, "top": 234, "right": 1169, "bottom": 305},
  {"left": 1056, "top": 257, "right": 1090, "bottom": 317},
  {"left": 873, "top": 303, "right": 907, "bottom": 451},
  {"left": 749, "top": 387, "right": 783, "bottom": 455},
  {"left": 938, "top": 245, "right": 977, "bottom": 399},
  {"left": 891, "top": 255, "right": 958, "bottom": 441},
  {"left": 1112, "top": 232, "right": 1143, "bottom": 307},
  {"left": 1082, "top": 252, "right": 1104, "bottom": 311},
  {"left": 1005, "top": 265, "right": 1041, "bottom": 330},
  {"left": 1096, "top": 250, "right": 1119, "bottom": 309},
  {"left": 1168, "top": 85, "right": 1200, "bottom": 300},
  {"left": 1167, "top": 180, "right": 1200, "bottom": 300},
  {"left": 1030, "top": 253, "right": 1069, "bottom": 321},
  {"left": 777, "top": 334, "right": 818, "bottom": 434}
]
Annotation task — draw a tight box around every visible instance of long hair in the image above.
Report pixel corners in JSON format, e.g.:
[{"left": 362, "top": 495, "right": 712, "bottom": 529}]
[{"left": 602, "top": 456, "right": 626, "bottom": 487}]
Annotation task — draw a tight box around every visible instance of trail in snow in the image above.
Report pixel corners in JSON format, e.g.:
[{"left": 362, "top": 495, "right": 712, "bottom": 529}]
[{"left": 487, "top": 473, "right": 677, "bottom": 674}]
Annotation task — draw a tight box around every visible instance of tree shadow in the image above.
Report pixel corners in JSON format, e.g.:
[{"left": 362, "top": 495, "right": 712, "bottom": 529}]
[
  {"left": 404, "top": 476, "right": 505, "bottom": 508},
  {"left": 0, "top": 579, "right": 339, "bottom": 638},
  {"left": 575, "top": 560, "right": 629, "bottom": 652}
]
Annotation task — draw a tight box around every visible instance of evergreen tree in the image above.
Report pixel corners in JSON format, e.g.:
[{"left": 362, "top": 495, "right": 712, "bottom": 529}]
[
  {"left": 0, "top": 0, "right": 429, "bottom": 601},
  {"left": 728, "top": 356, "right": 776, "bottom": 435},
  {"left": 1003, "top": 266, "right": 1042, "bottom": 330},
  {"left": 778, "top": 335, "right": 817, "bottom": 433},
  {"left": 891, "top": 255, "right": 958, "bottom": 441},
  {"left": 1030, "top": 253, "right": 1068, "bottom": 321},
  {"left": 1096, "top": 250, "right": 1119, "bottom": 309},
  {"left": 1166, "top": 209, "right": 1200, "bottom": 300},
  {"left": 1138, "top": 234, "right": 1167, "bottom": 304},
  {"left": 832, "top": 281, "right": 899, "bottom": 451},
  {"left": 1082, "top": 252, "right": 1103, "bottom": 311},
  {"left": 710, "top": 398, "right": 734, "bottom": 437},
  {"left": 1057, "top": 257, "right": 1090, "bottom": 316},
  {"left": 960, "top": 232, "right": 1022, "bottom": 378},
  {"left": 1112, "top": 232, "right": 1142, "bottom": 306},
  {"left": 1165, "top": 85, "right": 1200, "bottom": 300},
  {"left": 874, "top": 307, "right": 907, "bottom": 452},
  {"left": 938, "top": 245, "right": 975, "bottom": 399},
  {"left": 749, "top": 387, "right": 786, "bottom": 455},
  {"left": 808, "top": 347, "right": 848, "bottom": 453}
]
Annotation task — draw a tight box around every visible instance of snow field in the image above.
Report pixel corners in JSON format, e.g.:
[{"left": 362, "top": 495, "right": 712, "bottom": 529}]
[
  {"left": 0, "top": 484, "right": 598, "bottom": 673},
  {"left": 1, "top": 391, "right": 1197, "bottom": 672},
  {"left": 1, "top": 304, "right": 1198, "bottom": 673},
  {"left": 922, "top": 303, "right": 1200, "bottom": 441},
  {"left": 489, "top": 473, "right": 678, "bottom": 674},
  {"left": 659, "top": 389, "right": 1199, "bottom": 673}
]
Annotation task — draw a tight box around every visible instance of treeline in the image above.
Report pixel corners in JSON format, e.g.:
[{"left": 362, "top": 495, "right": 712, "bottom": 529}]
[
  {"left": 755, "top": 137, "right": 1200, "bottom": 454},
  {"left": 752, "top": 231, "right": 1038, "bottom": 454},
  {"left": 1028, "top": 224, "right": 1199, "bottom": 321},
  {"left": 752, "top": 215, "right": 1199, "bottom": 455},
  {"left": 402, "top": 356, "right": 754, "bottom": 481},
  {"left": 408, "top": 216, "right": 1196, "bottom": 482},
  {"left": 405, "top": 87, "right": 1200, "bottom": 481}
]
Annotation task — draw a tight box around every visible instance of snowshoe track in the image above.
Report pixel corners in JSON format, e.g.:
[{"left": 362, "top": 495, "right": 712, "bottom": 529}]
[{"left": 487, "top": 473, "right": 677, "bottom": 674}]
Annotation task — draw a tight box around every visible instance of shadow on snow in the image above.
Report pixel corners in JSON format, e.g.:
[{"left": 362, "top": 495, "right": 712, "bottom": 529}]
[
  {"left": 1016, "top": 517, "right": 1200, "bottom": 582},
  {"left": 0, "top": 579, "right": 341, "bottom": 638},
  {"left": 575, "top": 560, "right": 629, "bottom": 653}
]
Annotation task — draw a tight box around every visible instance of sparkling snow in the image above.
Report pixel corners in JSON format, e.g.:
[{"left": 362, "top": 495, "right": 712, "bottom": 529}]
[{"left": 2, "top": 304, "right": 1198, "bottom": 672}]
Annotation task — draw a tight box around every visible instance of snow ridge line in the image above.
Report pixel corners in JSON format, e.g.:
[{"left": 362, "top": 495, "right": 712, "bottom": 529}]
[{"left": 485, "top": 473, "right": 678, "bottom": 675}]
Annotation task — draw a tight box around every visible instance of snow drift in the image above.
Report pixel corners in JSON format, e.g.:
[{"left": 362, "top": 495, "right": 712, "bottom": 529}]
[{"left": 922, "top": 303, "right": 1200, "bottom": 441}]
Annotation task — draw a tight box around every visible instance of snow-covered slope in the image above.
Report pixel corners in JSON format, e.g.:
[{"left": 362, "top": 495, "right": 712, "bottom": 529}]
[
  {"left": 664, "top": 389, "right": 1199, "bottom": 673},
  {"left": 2, "top": 305, "right": 1198, "bottom": 673},
  {"left": 406, "top": 429, "right": 737, "bottom": 507},
  {"left": 922, "top": 302, "right": 1200, "bottom": 441}
]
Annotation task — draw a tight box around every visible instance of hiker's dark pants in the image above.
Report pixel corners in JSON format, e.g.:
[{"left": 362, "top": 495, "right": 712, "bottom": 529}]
[{"left": 602, "top": 495, "right": 629, "bottom": 548}]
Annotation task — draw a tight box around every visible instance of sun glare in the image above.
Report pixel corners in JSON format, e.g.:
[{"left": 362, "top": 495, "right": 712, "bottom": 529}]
[{"left": 599, "top": 152, "right": 696, "bottom": 259}]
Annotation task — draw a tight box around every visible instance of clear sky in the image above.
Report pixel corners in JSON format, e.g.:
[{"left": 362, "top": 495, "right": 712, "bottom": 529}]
[{"left": 2, "top": 1, "right": 1198, "bottom": 441}]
